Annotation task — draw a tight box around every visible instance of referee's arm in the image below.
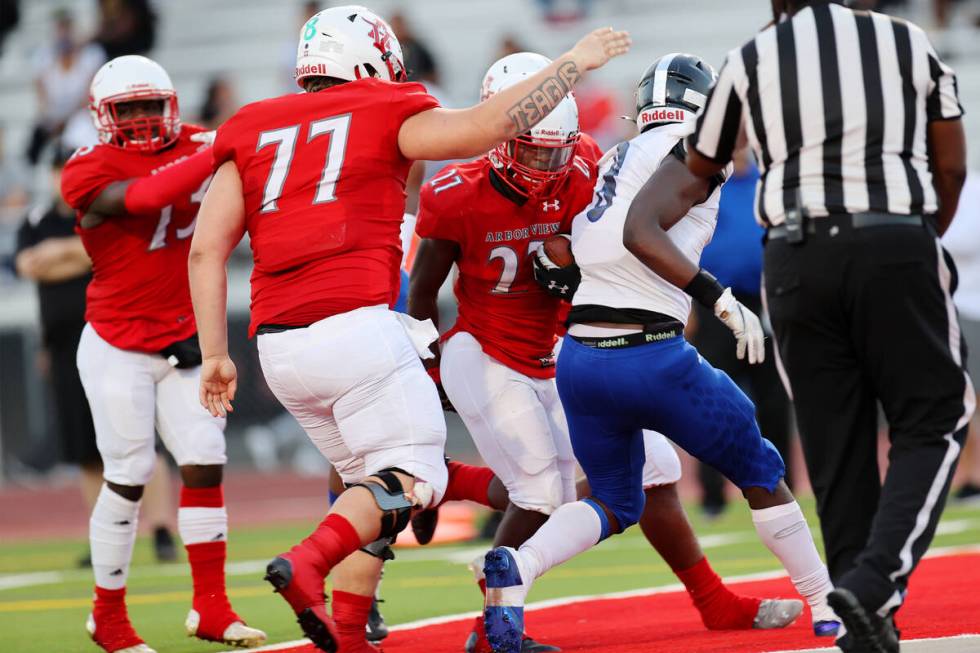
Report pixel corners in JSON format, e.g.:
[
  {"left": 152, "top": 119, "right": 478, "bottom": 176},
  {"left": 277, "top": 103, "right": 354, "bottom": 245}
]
[
  {"left": 927, "top": 43, "right": 967, "bottom": 235},
  {"left": 686, "top": 55, "right": 742, "bottom": 179}
]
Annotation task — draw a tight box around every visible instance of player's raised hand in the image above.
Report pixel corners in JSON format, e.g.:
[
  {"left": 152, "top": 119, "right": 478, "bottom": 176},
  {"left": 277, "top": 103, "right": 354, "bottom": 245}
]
[
  {"left": 568, "top": 27, "right": 631, "bottom": 72},
  {"left": 200, "top": 355, "right": 238, "bottom": 417}
]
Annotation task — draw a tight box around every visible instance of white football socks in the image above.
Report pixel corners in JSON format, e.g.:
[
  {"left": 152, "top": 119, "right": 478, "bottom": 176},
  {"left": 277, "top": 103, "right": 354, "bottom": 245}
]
[
  {"left": 751, "top": 501, "right": 836, "bottom": 622},
  {"left": 90, "top": 484, "right": 140, "bottom": 590},
  {"left": 178, "top": 505, "right": 228, "bottom": 545},
  {"left": 518, "top": 500, "right": 604, "bottom": 581}
]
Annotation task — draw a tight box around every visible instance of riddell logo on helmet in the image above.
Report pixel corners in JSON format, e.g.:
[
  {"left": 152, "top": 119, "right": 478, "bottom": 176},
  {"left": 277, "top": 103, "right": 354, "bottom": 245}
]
[
  {"left": 296, "top": 63, "right": 329, "bottom": 77},
  {"left": 640, "top": 108, "right": 688, "bottom": 126}
]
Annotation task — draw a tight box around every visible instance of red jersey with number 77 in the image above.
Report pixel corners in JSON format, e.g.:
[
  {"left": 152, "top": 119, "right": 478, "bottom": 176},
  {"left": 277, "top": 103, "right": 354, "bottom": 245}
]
[
  {"left": 60, "top": 125, "right": 209, "bottom": 353},
  {"left": 212, "top": 78, "right": 439, "bottom": 337},
  {"left": 415, "top": 135, "right": 601, "bottom": 379}
]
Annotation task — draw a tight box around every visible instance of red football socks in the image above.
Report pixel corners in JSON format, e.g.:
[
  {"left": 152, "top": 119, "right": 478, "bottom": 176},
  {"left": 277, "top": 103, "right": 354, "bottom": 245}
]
[
  {"left": 332, "top": 590, "right": 374, "bottom": 650},
  {"left": 181, "top": 485, "right": 240, "bottom": 640},
  {"left": 91, "top": 586, "right": 144, "bottom": 651},
  {"left": 304, "top": 513, "right": 364, "bottom": 574},
  {"left": 675, "top": 557, "right": 761, "bottom": 630},
  {"left": 441, "top": 461, "right": 495, "bottom": 507}
]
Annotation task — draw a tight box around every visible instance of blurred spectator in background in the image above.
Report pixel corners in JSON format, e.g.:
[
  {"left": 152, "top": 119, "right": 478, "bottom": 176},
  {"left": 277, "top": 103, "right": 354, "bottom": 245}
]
[
  {"left": 689, "top": 148, "right": 794, "bottom": 517},
  {"left": 198, "top": 75, "right": 239, "bottom": 130},
  {"left": 533, "top": 0, "right": 595, "bottom": 24},
  {"left": 942, "top": 171, "right": 980, "bottom": 503},
  {"left": 94, "top": 0, "right": 157, "bottom": 60},
  {"left": 14, "top": 143, "right": 178, "bottom": 565},
  {"left": 388, "top": 11, "right": 439, "bottom": 87},
  {"left": 25, "top": 8, "right": 105, "bottom": 165},
  {"left": 494, "top": 33, "right": 528, "bottom": 62},
  {"left": 0, "top": 124, "right": 29, "bottom": 223},
  {"left": 0, "top": 0, "right": 20, "bottom": 54}
]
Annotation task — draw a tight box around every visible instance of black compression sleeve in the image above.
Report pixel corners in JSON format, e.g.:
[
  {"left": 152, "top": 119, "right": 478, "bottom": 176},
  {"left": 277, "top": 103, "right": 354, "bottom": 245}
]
[{"left": 683, "top": 268, "right": 725, "bottom": 308}]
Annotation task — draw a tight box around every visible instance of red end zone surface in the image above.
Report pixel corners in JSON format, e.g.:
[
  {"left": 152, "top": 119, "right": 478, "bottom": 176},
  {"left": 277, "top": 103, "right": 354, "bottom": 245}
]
[{"left": 255, "top": 551, "right": 980, "bottom": 653}]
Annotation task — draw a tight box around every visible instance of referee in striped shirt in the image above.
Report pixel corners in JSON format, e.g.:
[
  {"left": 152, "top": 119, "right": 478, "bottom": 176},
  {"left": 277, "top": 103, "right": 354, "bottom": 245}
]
[{"left": 686, "top": 2, "right": 973, "bottom": 651}]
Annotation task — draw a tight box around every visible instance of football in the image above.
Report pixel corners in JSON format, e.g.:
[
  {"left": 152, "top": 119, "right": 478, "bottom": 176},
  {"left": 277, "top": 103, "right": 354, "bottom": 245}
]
[{"left": 543, "top": 234, "right": 575, "bottom": 268}]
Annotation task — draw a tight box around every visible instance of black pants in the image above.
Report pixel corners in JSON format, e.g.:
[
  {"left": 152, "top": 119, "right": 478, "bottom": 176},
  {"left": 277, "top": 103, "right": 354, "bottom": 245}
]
[
  {"left": 692, "top": 294, "right": 793, "bottom": 503},
  {"left": 47, "top": 322, "right": 100, "bottom": 467},
  {"left": 764, "top": 217, "right": 973, "bottom": 615}
]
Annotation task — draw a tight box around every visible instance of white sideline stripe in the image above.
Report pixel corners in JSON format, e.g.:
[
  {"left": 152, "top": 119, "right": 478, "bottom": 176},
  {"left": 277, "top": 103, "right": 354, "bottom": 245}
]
[
  {"left": 765, "top": 633, "right": 980, "bottom": 653},
  {"left": 0, "top": 571, "right": 62, "bottom": 591},
  {"left": 0, "top": 530, "right": 767, "bottom": 592},
  {"left": 217, "top": 546, "right": 980, "bottom": 653}
]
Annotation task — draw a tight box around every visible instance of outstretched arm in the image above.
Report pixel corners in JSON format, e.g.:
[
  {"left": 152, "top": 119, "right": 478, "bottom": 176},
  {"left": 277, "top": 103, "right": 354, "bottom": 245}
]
[
  {"left": 398, "top": 27, "right": 631, "bottom": 161},
  {"left": 82, "top": 139, "right": 213, "bottom": 222},
  {"left": 188, "top": 160, "right": 246, "bottom": 417}
]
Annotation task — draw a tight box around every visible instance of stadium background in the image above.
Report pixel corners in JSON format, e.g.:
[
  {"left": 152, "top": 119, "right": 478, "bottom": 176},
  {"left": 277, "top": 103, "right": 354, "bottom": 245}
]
[{"left": 0, "top": 1, "right": 979, "bottom": 652}]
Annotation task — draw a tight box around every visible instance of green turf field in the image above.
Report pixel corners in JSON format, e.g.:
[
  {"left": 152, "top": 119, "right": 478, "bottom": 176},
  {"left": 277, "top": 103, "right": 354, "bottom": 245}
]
[{"left": 2, "top": 498, "right": 978, "bottom": 653}]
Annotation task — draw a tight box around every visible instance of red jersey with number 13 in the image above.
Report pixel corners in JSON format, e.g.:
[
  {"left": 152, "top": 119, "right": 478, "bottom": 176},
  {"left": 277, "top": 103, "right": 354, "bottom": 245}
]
[
  {"left": 60, "top": 125, "right": 209, "bottom": 352},
  {"left": 213, "top": 78, "right": 439, "bottom": 336},
  {"left": 416, "top": 136, "right": 601, "bottom": 378}
]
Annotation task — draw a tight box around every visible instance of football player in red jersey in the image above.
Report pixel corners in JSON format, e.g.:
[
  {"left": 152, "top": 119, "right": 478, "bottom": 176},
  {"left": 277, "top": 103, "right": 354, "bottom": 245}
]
[
  {"left": 187, "top": 5, "right": 630, "bottom": 651},
  {"left": 410, "top": 54, "right": 805, "bottom": 653},
  {"left": 60, "top": 56, "right": 266, "bottom": 653}
]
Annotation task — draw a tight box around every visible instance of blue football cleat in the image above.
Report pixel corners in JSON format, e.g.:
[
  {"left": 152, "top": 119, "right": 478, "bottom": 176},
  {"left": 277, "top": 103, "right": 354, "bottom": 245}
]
[
  {"left": 814, "top": 619, "right": 842, "bottom": 637},
  {"left": 483, "top": 547, "right": 528, "bottom": 653}
]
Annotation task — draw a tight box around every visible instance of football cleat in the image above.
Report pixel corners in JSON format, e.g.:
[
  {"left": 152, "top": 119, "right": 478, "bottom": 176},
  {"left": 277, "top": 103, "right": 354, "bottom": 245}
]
[
  {"left": 483, "top": 547, "right": 532, "bottom": 653},
  {"left": 185, "top": 609, "right": 267, "bottom": 648},
  {"left": 465, "top": 615, "right": 560, "bottom": 653},
  {"left": 810, "top": 600, "right": 843, "bottom": 637},
  {"left": 264, "top": 555, "right": 339, "bottom": 652},
  {"left": 86, "top": 612, "right": 156, "bottom": 653},
  {"left": 752, "top": 598, "right": 803, "bottom": 629},
  {"left": 366, "top": 597, "right": 389, "bottom": 642},
  {"left": 828, "top": 588, "right": 899, "bottom": 653}
]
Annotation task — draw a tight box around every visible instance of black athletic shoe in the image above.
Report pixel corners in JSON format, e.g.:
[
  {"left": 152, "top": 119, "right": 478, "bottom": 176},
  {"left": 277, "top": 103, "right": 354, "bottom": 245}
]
[
  {"left": 153, "top": 526, "right": 178, "bottom": 563},
  {"left": 828, "top": 588, "right": 899, "bottom": 653},
  {"left": 953, "top": 483, "right": 980, "bottom": 504},
  {"left": 77, "top": 551, "right": 92, "bottom": 569},
  {"left": 366, "top": 598, "right": 388, "bottom": 642},
  {"left": 411, "top": 507, "right": 440, "bottom": 546}
]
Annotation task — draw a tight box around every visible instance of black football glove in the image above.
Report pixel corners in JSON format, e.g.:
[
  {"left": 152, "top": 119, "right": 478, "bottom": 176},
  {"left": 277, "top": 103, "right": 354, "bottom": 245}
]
[{"left": 532, "top": 252, "right": 581, "bottom": 299}]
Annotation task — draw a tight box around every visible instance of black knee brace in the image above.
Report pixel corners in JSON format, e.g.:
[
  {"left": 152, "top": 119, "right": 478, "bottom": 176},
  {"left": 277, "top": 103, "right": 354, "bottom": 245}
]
[
  {"left": 360, "top": 536, "right": 395, "bottom": 561},
  {"left": 351, "top": 468, "right": 414, "bottom": 540}
]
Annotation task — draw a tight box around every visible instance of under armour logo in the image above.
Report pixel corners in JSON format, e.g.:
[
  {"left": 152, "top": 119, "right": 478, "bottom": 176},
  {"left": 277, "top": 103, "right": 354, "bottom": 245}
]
[
  {"left": 542, "top": 199, "right": 560, "bottom": 212},
  {"left": 114, "top": 520, "right": 131, "bottom": 526},
  {"left": 109, "top": 568, "right": 123, "bottom": 576},
  {"left": 211, "top": 532, "right": 226, "bottom": 542},
  {"left": 548, "top": 280, "right": 570, "bottom": 295}
]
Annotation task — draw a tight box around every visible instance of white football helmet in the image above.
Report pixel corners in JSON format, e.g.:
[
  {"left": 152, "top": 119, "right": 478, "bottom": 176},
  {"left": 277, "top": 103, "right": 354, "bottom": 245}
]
[
  {"left": 482, "top": 53, "right": 580, "bottom": 199},
  {"left": 89, "top": 55, "right": 180, "bottom": 152},
  {"left": 480, "top": 51, "right": 553, "bottom": 102},
  {"left": 295, "top": 5, "right": 406, "bottom": 88}
]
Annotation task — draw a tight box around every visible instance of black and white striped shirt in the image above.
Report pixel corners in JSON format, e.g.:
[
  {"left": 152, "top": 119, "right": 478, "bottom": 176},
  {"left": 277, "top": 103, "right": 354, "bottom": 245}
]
[{"left": 689, "top": 2, "right": 964, "bottom": 227}]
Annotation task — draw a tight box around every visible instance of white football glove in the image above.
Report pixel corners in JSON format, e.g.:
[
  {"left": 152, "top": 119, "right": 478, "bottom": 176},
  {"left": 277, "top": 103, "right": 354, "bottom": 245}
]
[
  {"left": 713, "top": 288, "right": 765, "bottom": 364},
  {"left": 190, "top": 130, "right": 217, "bottom": 146}
]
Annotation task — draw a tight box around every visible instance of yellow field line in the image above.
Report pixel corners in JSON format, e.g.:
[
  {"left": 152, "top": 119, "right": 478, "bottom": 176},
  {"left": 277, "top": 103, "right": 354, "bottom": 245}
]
[
  {"left": 0, "top": 586, "right": 271, "bottom": 612},
  {"left": 0, "top": 556, "right": 781, "bottom": 612}
]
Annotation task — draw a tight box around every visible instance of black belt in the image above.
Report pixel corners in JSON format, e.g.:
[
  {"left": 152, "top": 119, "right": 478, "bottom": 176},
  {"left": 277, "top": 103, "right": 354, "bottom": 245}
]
[
  {"left": 767, "top": 212, "right": 924, "bottom": 241},
  {"left": 255, "top": 323, "right": 312, "bottom": 335},
  {"left": 570, "top": 321, "right": 683, "bottom": 349}
]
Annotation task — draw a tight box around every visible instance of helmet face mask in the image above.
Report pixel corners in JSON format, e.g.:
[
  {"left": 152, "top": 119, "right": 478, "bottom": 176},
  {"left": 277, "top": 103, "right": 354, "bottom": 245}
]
[
  {"left": 97, "top": 92, "right": 178, "bottom": 152},
  {"left": 494, "top": 131, "right": 580, "bottom": 199},
  {"left": 89, "top": 55, "right": 181, "bottom": 153}
]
